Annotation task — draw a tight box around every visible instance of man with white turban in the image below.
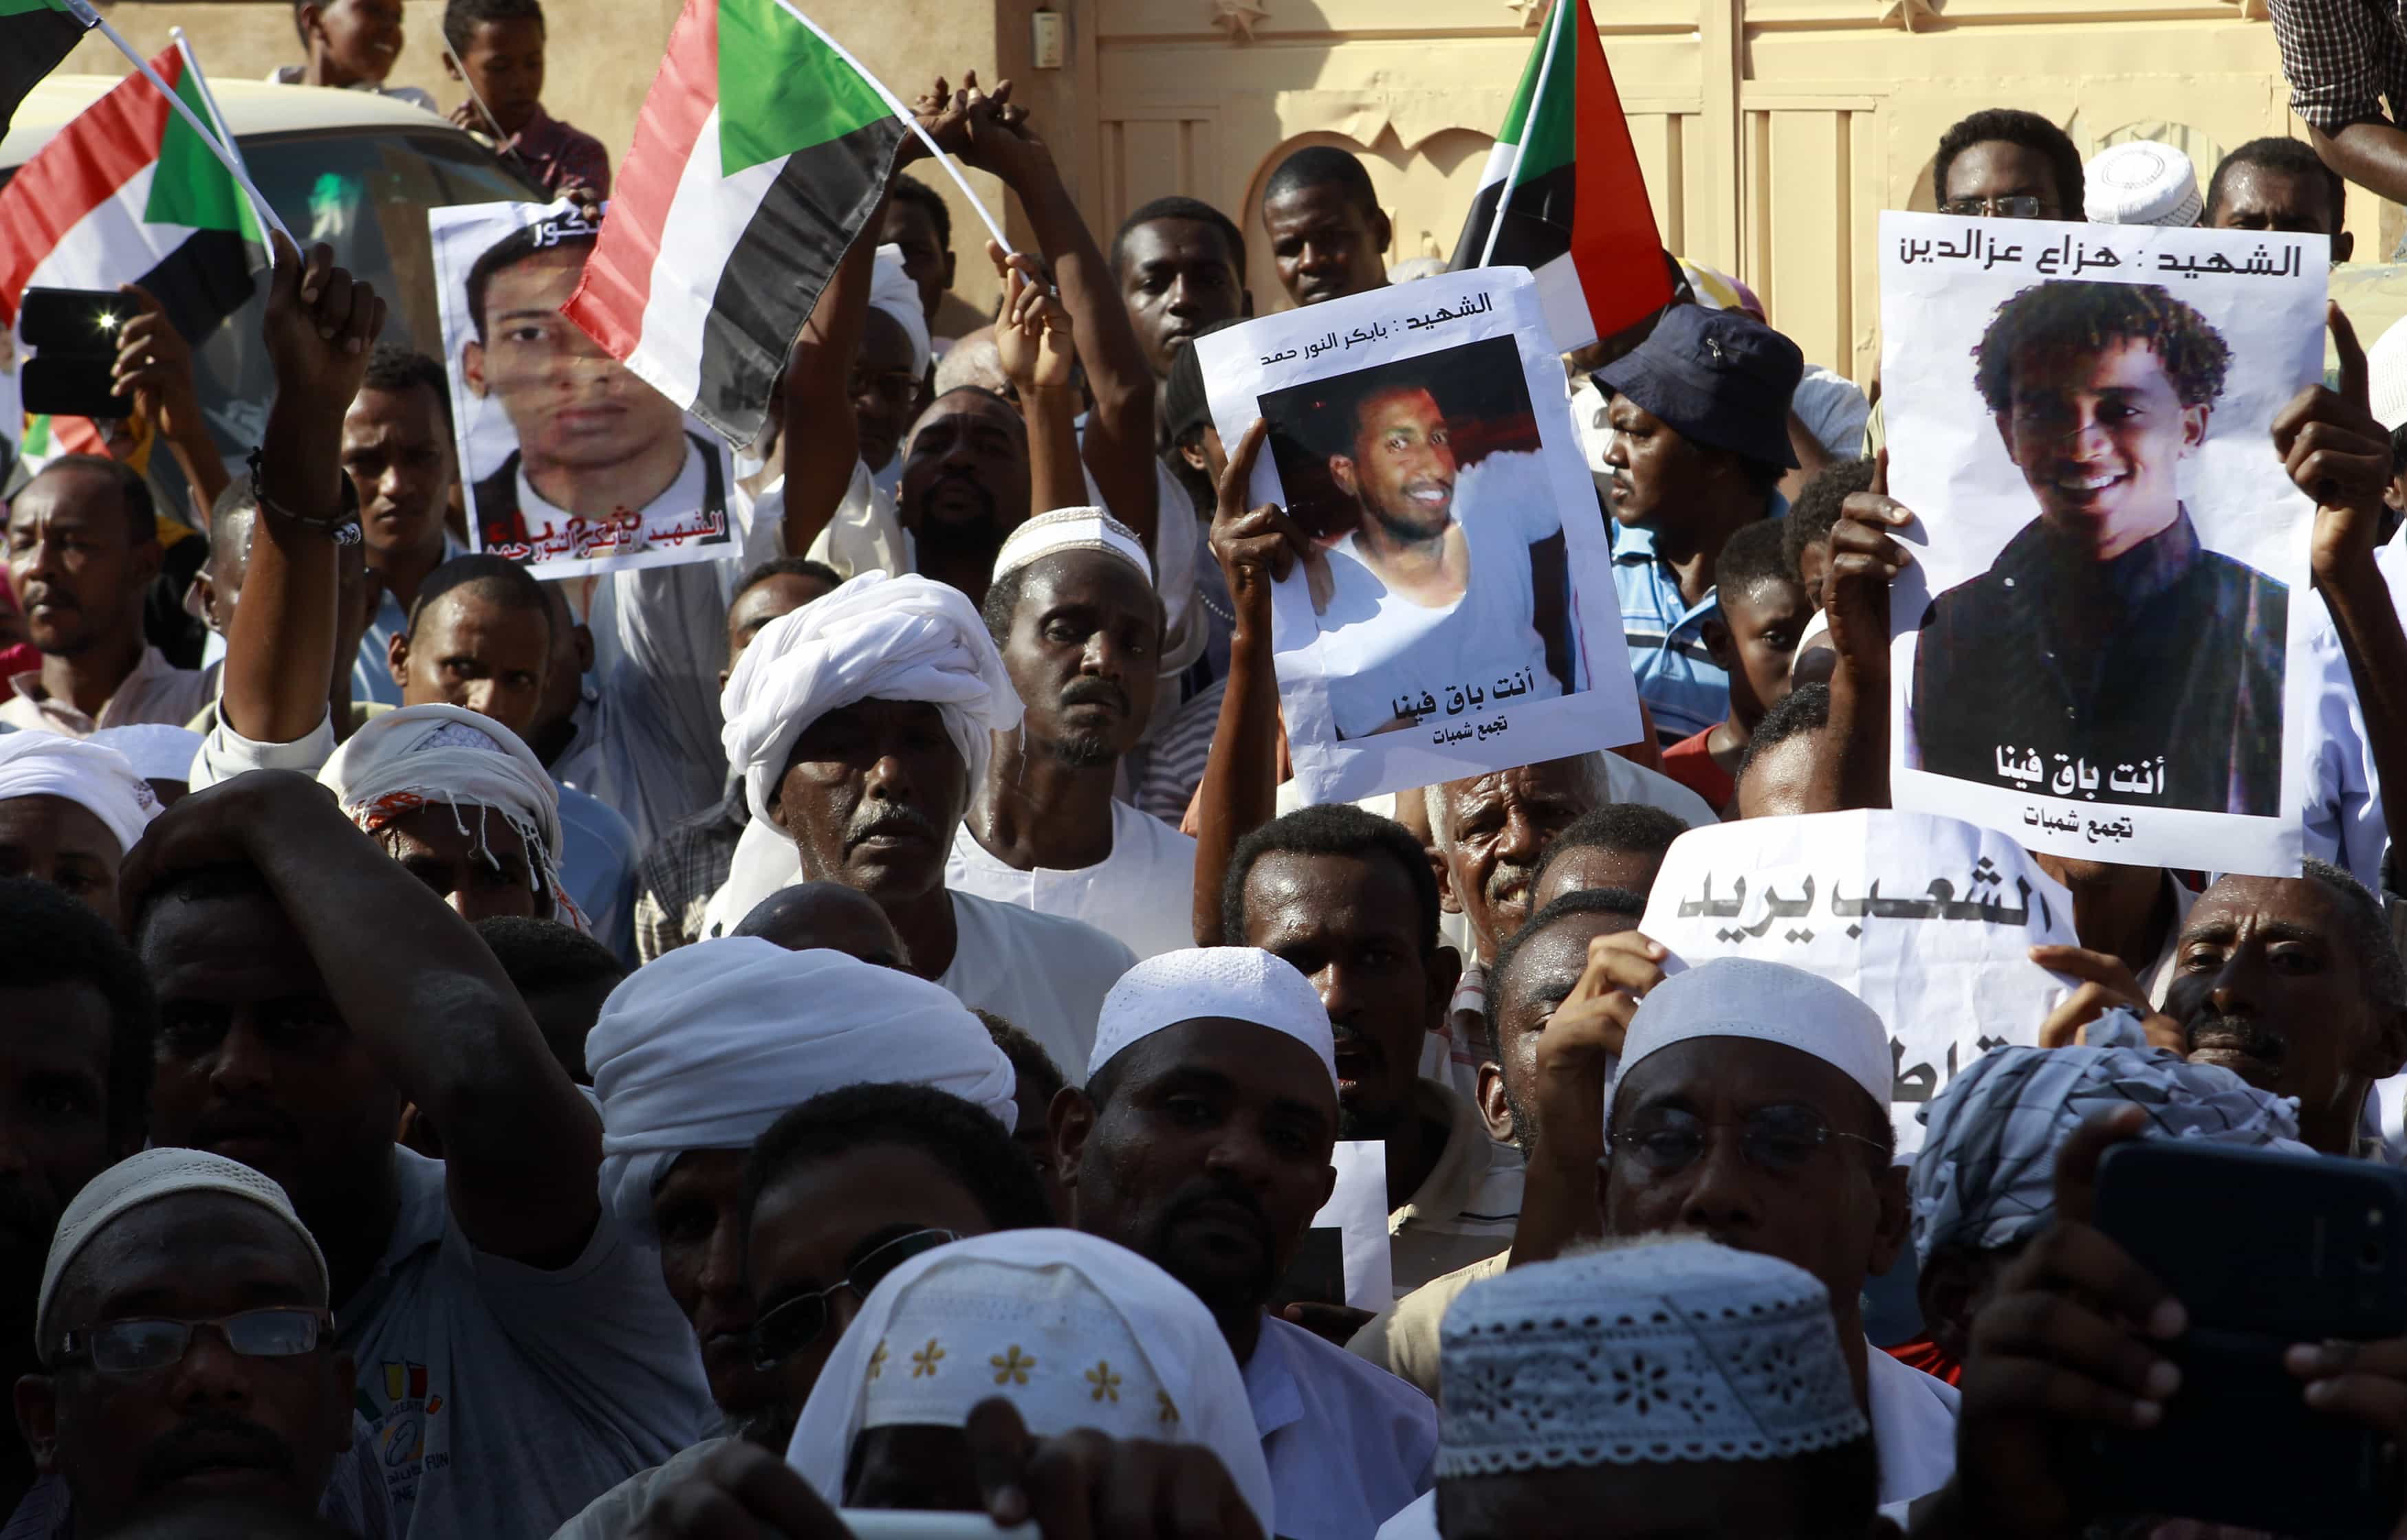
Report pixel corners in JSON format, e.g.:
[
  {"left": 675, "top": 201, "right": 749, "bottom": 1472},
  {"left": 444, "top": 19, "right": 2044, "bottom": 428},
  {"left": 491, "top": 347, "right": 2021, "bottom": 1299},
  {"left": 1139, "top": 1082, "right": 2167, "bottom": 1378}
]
[
  {"left": 947, "top": 508, "right": 1198, "bottom": 959},
  {"left": 786, "top": 1228, "right": 1274, "bottom": 1532},
  {"left": 1056, "top": 947, "right": 1439, "bottom": 1540},
  {"left": 0, "top": 732, "right": 157, "bottom": 927},
  {"left": 708, "top": 570, "right": 1135, "bottom": 1077},
  {"left": 547, "top": 943, "right": 1030, "bottom": 1540},
  {"left": 13, "top": 1147, "right": 394, "bottom": 1539},
  {"left": 129, "top": 767, "right": 712, "bottom": 1538},
  {"left": 1598, "top": 956, "right": 1958, "bottom": 1510},
  {"left": 1374, "top": 1235, "right": 1882, "bottom": 1540},
  {"left": 1904, "top": 1040, "right": 2307, "bottom": 1385}
]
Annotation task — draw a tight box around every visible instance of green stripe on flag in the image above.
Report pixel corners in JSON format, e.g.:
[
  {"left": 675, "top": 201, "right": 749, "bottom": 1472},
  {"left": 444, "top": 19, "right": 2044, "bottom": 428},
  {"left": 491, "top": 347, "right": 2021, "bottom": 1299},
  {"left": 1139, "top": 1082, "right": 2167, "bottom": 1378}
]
[
  {"left": 145, "top": 59, "right": 261, "bottom": 240},
  {"left": 717, "top": 0, "right": 893, "bottom": 175},
  {"left": 0, "top": 0, "right": 72, "bottom": 14},
  {"left": 1502, "top": 6, "right": 1577, "bottom": 186}
]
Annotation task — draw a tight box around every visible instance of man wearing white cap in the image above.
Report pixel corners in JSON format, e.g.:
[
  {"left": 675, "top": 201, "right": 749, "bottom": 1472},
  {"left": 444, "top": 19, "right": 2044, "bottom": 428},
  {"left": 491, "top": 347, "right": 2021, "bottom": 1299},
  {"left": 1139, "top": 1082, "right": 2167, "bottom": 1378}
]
[
  {"left": 1056, "top": 947, "right": 1439, "bottom": 1539},
  {"left": 785, "top": 1228, "right": 1274, "bottom": 1532},
  {"left": 0, "top": 733, "right": 158, "bottom": 927},
  {"left": 580, "top": 938, "right": 1020, "bottom": 1446},
  {"left": 708, "top": 569, "right": 1136, "bottom": 1077},
  {"left": 1598, "top": 956, "right": 1957, "bottom": 1509},
  {"left": 129, "top": 769, "right": 712, "bottom": 1537},
  {"left": 2084, "top": 140, "right": 2204, "bottom": 226},
  {"left": 14, "top": 1148, "right": 388, "bottom": 1538},
  {"left": 1374, "top": 1235, "right": 1883, "bottom": 1540},
  {"left": 947, "top": 507, "right": 1199, "bottom": 959}
]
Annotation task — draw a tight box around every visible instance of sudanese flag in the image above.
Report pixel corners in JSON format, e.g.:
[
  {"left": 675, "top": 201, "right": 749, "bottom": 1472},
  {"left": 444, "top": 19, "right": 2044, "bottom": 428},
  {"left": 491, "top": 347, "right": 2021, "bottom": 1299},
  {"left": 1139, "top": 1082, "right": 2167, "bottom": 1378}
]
[{"left": 564, "top": 0, "right": 910, "bottom": 449}]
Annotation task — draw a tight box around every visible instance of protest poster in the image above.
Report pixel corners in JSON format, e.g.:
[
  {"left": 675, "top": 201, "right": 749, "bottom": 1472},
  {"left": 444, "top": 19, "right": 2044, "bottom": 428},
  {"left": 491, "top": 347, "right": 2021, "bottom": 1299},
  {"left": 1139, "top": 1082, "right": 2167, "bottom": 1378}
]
[
  {"left": 1878, "top": 212, "right": 2323, "bottom": 876},
  {"left": 1637, "top": 810, "right": 2076, "bottom": 1155},
  {"left": 1195, "top": 267, "right": 1643, "bottom": 805},
  {"left": 427, "top": 199, "right": 738, "bottom": 581}
]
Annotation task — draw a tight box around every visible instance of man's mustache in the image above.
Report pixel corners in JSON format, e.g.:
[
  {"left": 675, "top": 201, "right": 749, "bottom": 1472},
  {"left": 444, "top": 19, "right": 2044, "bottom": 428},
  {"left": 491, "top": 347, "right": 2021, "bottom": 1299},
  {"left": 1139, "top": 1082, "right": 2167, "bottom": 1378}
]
[
  {"left": 1060, "top": 677, "right": 1129, "bottom": 715},
  {"left": 135, "top": 1414, "right": 295, "bottom": 1496},
  {"left": 844, "top": 802, "right": 944, "bottom": 851}
]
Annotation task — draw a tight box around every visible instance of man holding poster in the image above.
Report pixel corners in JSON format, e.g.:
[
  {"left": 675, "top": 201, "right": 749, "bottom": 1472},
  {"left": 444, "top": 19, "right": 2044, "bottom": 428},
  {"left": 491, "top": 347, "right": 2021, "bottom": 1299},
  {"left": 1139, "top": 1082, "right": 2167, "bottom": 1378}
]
[{"left": 1912, "top": 280, "right": 2289, "bottom": 815}]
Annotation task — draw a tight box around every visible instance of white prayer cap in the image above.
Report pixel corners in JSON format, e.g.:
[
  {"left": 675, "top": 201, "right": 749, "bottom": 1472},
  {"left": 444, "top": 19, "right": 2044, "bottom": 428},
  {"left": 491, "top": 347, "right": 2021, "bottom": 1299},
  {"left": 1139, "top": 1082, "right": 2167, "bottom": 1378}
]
[
  {"left": 1436, "top": 1235, "right": 1867, "bottom": 1476},
  {"left": 317, "top": 703, "right": 574, "bottom": 921},
  {"left": 1087, "top": 947, "right": 1336, "bottom": 1094},
  {"left": 992, "top": 506, "right": 1154, "bottom": 588},
  {"left": 86, "top": 724, "right": 203, "bottom": 787},
  {"left": 871, "top": 243, "right": 934, "bottom": 380},
  {"left": 2369, "top": 314, "right": 2407, "bottom": 430},
  {"left": 719, "top": 571, "right": 1021, "bottom": 837},
  {"left": 37, "top": 1148, "right": 327, "bottom": 1354},
  {"left": 786, "top": 1229, "right": 1274, "bottom": 1533},
  {"left": 0, "top": 732, "right": 157, "bottom": 859},
  {"left": 1609, "top": 957, "right": 1891, "bottom": 1121},
  {"left": 586, "top": 937, "right": 1019, "bottom": 1233},
  {"left": 2084, "top": 140, "right": 2203, "bottom": 227}
]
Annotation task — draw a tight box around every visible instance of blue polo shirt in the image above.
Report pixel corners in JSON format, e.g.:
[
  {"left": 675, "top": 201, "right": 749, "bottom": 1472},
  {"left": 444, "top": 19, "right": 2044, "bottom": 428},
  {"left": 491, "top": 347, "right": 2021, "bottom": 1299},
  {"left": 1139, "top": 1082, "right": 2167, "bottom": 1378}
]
[{"left": 1609, "top": 500, "right": 1785, "bottom": 742}]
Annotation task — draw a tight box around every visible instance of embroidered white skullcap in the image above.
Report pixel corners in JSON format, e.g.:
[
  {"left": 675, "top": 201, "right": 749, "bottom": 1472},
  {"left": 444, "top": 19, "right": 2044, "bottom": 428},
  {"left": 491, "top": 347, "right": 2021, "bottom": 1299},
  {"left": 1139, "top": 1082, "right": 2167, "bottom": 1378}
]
[
  {"left": 0, "top": 732, "right": 157, "bottom": 859},
  {"left": 2084, "top": 141, "right": 2203, "bottom": 227},
  {"left": 871, "top": 243, "right": 934, "bottom": 380},
  {"left": 2369, "top": 314, "right": 2407, "bottom": 431},
  {"left": 1608, "top": 958, "right": 1891, "bottom": 1128},
  {"left": 1087, "top": 947, "right": 1336, "bottom": 1094},
  {"left": 787, "top": 1229, "right": 1274, "bottom": 1534},
  {"left": 1910, "top": 1042, "right": 2307, "bottom": 1265},
  {"left": 1435, "top": 1235, "right": 1868, "bottom": 1477},
  {"left": 37, "top": 1148, "right": 327, "bottom": 1355},
  {"left": 992, "top": 507, "right": 1154, "bottom": 588},
  {"left": 87, "top": 724, "right": 203, "bottom": 786},
  {"left": 587, "top": 938, "right": 1019, "bottom": 1235}
]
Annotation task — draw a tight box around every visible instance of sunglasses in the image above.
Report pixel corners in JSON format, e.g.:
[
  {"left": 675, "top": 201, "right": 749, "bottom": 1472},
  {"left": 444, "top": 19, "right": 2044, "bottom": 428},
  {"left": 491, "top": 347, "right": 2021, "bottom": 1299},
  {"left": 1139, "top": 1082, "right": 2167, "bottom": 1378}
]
[{"left": 749, "top": 1229, "right": 959, "bottom": 1371}]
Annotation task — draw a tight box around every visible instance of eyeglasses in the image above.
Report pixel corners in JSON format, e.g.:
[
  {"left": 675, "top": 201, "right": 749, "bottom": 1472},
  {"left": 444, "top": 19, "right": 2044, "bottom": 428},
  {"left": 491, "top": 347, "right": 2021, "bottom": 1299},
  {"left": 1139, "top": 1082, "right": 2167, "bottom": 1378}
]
[
  {"left": 1939, "top": 195, "right": 2054, "bottom": 219},
  {"left": 1609, "top": 1105, "right": 1890, "bottom": 1175},
  {"left": 849, "top": 368, "right": 927, "bottom": 409},
  {"left": 749, "top": 1229, "right": 959, "bottom": 1370},
  {"left": 57, "top": 1307, "right": 333, "bottom": 1374}
]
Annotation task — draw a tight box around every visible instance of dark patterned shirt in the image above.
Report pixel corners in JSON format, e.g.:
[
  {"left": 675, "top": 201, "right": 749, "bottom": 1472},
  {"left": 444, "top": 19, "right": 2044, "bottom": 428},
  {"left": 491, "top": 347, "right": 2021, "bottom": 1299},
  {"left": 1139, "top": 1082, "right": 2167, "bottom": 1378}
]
[{"left": 2271, "top": 0, "right": 2407, "bottom": 131}]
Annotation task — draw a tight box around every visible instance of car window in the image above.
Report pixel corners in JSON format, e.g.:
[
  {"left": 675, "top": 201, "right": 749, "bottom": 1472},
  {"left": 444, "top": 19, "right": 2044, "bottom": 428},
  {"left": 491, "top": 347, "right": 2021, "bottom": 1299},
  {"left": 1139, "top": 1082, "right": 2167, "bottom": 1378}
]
[{"left": 190, "top": 129, "right": 538, "bottom": 456}]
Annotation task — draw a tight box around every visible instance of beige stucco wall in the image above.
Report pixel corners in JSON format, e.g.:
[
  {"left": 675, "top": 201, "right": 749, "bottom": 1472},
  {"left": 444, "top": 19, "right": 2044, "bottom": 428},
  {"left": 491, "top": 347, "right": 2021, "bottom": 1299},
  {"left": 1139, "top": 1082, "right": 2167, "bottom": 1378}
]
[{"left": 75, "top": 0, "right": 2399, "bottom": 372}]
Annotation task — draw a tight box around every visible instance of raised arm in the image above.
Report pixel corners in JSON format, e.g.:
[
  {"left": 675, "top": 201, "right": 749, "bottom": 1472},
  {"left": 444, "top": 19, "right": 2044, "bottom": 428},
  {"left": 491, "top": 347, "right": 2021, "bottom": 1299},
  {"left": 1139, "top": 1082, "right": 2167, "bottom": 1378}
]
[
  {"left": 1811, "top": 452, "right": 1906, "bottom": 813},
  {"left": 221, "top": 234, "right": 386, "bottom": 745},
  {"left": 992, "top": 244, "right": 1087, "bottom": 516},
  {"left": 114, "top": 283, "right": 230, "bottom": 513},
  {"left": 1191, "top": 420, "right": 1307, "bottom": 944},
  {"left": 2283, "top": 304, "right": 2407, "bottom": 892},
  {"left": 955, "top": 76, "right": 1159, "bottom": 551},
  {"left": 778, "top": 202, "right": 884, "bottom": 559},
  {"left": 120, "top": 769, "right": 602, "bottom": 1264}
]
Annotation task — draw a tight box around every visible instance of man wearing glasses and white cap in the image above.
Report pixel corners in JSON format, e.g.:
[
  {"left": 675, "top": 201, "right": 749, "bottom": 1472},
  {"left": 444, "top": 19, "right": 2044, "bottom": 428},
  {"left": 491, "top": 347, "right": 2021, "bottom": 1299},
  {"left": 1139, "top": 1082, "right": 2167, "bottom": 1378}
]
[{"left": 1598, "top": 956, "right": 1959, "bottom": 1510}]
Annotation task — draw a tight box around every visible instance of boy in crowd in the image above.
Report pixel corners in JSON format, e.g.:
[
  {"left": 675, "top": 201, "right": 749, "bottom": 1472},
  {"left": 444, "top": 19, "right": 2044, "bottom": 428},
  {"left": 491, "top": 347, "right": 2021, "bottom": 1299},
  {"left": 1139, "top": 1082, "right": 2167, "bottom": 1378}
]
[
  {"left": 441, "top": 0, "right": 613, "bottom": 198},
  {"left": 1659, "top": 519, "right": 1809, "bottom": 813},
  {"left": 272, "top": 0, "right": 436, "bottom": 110}
]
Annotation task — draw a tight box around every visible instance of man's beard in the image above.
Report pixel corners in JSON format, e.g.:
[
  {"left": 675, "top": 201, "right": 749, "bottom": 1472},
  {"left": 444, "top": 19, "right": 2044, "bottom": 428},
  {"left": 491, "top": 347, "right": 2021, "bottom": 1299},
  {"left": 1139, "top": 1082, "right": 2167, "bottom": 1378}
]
[
  {"left": 1039, "top": 679, "right": 1131, "bottom": 769},
  {"left": 1144, "top": 1179, "right": 1283, "bottom": 1320},
  {"left": 1363, "top": 488, "right": 1452, "bottom": 548},
  {"left": 1501, "top": 1077, "right": 1539, "bottom": 1157},
  {"left": 1042, "top": 729, "right": 1119, "bottom": 769},
  {"left": 731, "top": 1400, "right": 799, "bottom": 1451}
]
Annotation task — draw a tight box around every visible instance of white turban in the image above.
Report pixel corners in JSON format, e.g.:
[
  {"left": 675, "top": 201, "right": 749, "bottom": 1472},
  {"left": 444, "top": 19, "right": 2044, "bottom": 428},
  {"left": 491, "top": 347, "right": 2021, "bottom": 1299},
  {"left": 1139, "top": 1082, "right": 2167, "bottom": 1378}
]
[
  {"left": 86, "top": 724, "right": 203, "bottom": 787},
  {"left": 38, "top": 1148, "right": 325, "bottom": 1354},
  {"left": 786, "top": 1229, "right": 1274, "bottom": 1534},
  {"left": 316, "top": 703, "right": 575, "bottom": 924},
  {"left": 719, "top": 569, "right": 1020, "bottom": 834},
  {"left": 1089, "top": 947, "right": 1336, "bottom": 1094},
  {"left": 992, "top": 507, "right": 1153, "bottom": 588},
  {"left": 871, "top": 243, "right": 934, "bottom": 380},
  {"left": 1608, "top": 957, "right": 1891, "bottom": 1134},
  {"left": 0, "top": 732, "right": 157, "bottom": 859},
  {"left": 585, "top": 937, "right": 1019, "bottom": 1233}
]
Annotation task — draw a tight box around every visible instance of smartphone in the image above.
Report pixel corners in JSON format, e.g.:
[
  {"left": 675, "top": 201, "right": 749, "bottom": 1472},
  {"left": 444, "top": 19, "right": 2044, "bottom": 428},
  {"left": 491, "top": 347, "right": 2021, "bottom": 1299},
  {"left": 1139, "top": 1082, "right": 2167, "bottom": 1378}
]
[
  {"left": 18, "top": 287, "right": 135, "bottom": 418},
  {"left": 2088, "top": 1139, "right": 2407, "bottom": 1537}
]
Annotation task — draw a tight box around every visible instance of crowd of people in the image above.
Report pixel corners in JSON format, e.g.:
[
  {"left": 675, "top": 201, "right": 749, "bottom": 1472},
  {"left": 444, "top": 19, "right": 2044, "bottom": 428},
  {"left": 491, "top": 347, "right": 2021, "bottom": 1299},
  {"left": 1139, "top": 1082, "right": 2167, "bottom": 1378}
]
[{"left": 12, "top": 0, "right": 2407, "bottom": 1534}]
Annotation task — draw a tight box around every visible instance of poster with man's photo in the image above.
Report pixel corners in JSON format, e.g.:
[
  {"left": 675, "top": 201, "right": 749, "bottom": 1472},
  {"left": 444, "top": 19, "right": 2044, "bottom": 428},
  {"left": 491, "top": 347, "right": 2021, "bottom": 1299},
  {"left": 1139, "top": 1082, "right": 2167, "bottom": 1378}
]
[
  {"left": 428, "top": 199, "right": 737, "bottom": 581},
  {"left": 1879, "top": 212, "right": 2324, "bottom": 876},
  {"left": 1195, "top": 267, "right": 1643, "bottom": 804}
]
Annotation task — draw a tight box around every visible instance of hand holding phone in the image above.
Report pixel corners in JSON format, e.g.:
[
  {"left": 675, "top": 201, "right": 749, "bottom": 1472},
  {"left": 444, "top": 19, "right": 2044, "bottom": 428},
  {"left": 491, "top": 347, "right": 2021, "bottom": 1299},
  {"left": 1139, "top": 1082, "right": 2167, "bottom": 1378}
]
[{"left": 17, "top": 287, "right": 137, "bottom": 419}]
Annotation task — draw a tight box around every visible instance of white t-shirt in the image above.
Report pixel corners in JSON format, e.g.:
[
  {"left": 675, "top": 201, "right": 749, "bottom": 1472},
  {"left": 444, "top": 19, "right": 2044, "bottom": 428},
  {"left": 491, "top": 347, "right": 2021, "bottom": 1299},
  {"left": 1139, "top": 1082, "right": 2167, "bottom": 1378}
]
[
  {"left": 1246, "top": 1314, "right": 1439, "bottom": 1540},
  {"left": 937, "top": 888, "right": 1135, "bottom": 1081},
  {"left": 1866, "top": 1345, "right": 1960, "bottom": 1510},
  {"left": 341, "top": 1149, "right": 715, "bottom": 1539},
  {"left": 1313, "top": 450, "right": 1571, "bottom": 741},
  {"left": 944, "top": 800, "right": 1200, "bottom": 960}
]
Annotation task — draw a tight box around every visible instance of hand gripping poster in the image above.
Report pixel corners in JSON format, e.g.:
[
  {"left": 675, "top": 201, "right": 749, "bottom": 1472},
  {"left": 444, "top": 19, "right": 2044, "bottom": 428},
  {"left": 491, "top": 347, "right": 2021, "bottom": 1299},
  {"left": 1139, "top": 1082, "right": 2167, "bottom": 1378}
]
[
  {"left": 1879, "top": 212, "right": 2324, "bottom": 875},
  {"left": 1195, "top": 267, "right": 1644, "bottom": 804}
]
